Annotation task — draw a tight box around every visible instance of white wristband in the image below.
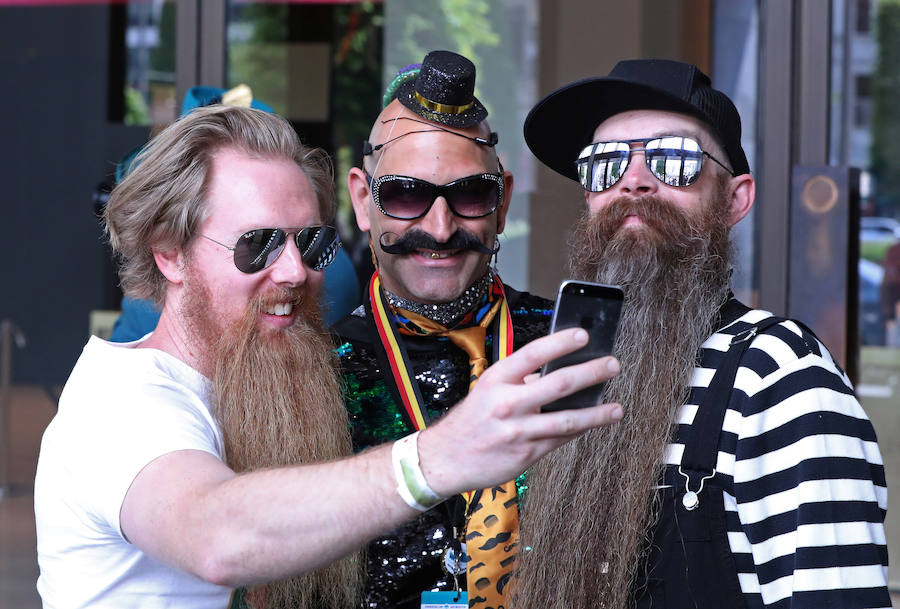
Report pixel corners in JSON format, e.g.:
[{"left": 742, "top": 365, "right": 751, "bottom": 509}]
[{"left": 391, "top": 431, "right": 444, "bottom": 511}]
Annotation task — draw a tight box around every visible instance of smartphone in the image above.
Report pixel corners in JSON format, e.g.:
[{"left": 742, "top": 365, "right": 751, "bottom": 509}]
[{"left": 540, "top": 280, "right": 624, "bottom": 412}]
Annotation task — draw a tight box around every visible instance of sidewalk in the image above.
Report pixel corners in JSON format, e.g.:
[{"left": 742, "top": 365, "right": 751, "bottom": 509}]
[{"left": 0, "top": 385, "right": 57, "bottom": 609}]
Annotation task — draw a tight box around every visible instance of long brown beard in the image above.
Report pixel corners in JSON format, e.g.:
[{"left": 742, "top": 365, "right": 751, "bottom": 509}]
[
  {"left": 512, "top": 190, "right": 733, "bottom": 609},
  {"left": 182, "top": 279, "right": 363, "bottom": 609}
]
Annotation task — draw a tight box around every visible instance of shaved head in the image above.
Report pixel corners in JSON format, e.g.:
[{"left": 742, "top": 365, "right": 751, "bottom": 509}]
[
  {"left": 349, "top": 98, "right": 512, "bottom": 304},
  {"left": 364, "top": 99, "right": 499, "bottom": 175}
]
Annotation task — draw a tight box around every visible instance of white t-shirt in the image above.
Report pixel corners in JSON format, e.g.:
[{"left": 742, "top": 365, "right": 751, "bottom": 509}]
[{"left": 34, "top": 336, "right": 233, "bottom": 609}]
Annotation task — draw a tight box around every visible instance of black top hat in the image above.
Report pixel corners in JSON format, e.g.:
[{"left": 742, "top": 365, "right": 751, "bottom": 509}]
[
  {"left": 523, "top": 59, "right": 750, "bottom": 182},
  {"left": 395, "top": 50, "right": 488, "bottom": 128}
]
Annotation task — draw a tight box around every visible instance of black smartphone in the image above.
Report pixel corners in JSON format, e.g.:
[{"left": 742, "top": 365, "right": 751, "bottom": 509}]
[{"left": 540, "top": 280, "right": 624, "bottom": 412}]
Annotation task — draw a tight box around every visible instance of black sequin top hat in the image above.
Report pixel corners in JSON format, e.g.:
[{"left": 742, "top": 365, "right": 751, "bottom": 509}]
[
  {"left": 524, "top": 59, "right": 750, "bottom": 182},
  {"left": 395, "top": 50, "right": 488, "bottom": 128}
]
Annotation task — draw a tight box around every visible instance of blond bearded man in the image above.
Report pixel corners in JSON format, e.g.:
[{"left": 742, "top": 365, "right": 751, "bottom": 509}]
[
  {"left": 33, "top": 105, "right": 624, "bottom": 609},
  {"left": 513, "top": 59, "right": 889, "bottom": 609},
  {"left": 333, "top": 51, "right": 556, "bottom": 608}
]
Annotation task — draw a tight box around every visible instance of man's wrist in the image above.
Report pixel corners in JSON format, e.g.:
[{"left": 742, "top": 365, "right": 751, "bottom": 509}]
[{"left": 391, "top": 431, "right": 446, "bottom": 511}]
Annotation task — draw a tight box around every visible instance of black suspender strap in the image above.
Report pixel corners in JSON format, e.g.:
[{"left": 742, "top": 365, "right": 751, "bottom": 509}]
[{"left": 680, "top": 299, "right": 787, "bottom": 478}]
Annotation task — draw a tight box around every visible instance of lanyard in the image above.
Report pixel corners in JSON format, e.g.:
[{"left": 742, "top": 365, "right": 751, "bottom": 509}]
[
  {"left": 367, "top": 270, "right": 514, "bottom": 498},
  {"left": 368, "top": 271, "right": 513, "bottom": 430}
]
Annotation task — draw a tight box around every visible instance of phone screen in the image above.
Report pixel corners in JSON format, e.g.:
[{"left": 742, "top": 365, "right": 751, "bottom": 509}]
[{"left": 540, "top": 280, "right": 624, "bottom": 412}]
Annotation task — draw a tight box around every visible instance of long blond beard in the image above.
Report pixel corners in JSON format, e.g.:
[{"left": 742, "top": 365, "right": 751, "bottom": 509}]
[
  {"left": 512, "top": 190, "right": 732, "bottom": 609},
  {"left": 183, "top": 279, "right": 363, "bottom": 609}
]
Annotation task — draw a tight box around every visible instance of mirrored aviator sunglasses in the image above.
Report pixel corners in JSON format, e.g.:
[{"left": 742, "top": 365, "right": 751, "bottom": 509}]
[
  {"left": 367, "top": 172, "right": 504, "bottom": 220},
  {"left": 575, "top": 135, "right": 735, "bottom": 193},
  {"left": 202, "top": 225, "right": 341, "bottom": 274}
]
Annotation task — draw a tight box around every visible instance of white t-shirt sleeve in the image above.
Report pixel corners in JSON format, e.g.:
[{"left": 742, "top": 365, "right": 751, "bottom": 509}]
[
  {"left": 49, "top": 341, "right": 223, "bottom": 540},
  {"left": 35, "top": 339, "right": 231, "bottom": 609},
  {"left": 87, "top": 383, "right": 221, "bottom": 536}
]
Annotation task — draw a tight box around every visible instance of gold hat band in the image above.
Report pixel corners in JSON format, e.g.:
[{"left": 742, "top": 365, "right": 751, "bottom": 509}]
[{"left": 414, "top": 91, "right": 474, "bottom": 115}]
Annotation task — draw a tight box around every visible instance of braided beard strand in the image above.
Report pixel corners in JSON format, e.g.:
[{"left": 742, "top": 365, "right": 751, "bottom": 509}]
[{"left": 512, "top": 190, "right": 733, "bottom": 609}]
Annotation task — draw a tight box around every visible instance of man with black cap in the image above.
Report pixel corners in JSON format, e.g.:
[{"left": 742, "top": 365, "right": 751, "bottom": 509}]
[
  {"left": 512, "top": 59, "right": 889, "bottom": 609},
  {"left": 333, "top": 50, "right": 554, "bottom": 609}
]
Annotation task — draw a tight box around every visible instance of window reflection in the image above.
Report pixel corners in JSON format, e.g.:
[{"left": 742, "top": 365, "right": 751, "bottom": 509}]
[
  {"left": 224, "top": 1, "right": 384, "bottom": 242},
  {"left": 832, "top": 0, "right": 900, "bottom": 348},
  {"left": 121, "top": 0, "right": 177, "bottom": 128},
  {"left": 833, "top": 0, "right": 900, "bottom": 583},
  {"left": 712, "top": 0, "right": 758, "bottom": 305}
]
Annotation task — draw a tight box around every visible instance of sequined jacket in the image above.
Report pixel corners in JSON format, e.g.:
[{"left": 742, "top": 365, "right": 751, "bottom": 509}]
[{"left": 331, "top": 285, "right": 552, "bottom": 609}]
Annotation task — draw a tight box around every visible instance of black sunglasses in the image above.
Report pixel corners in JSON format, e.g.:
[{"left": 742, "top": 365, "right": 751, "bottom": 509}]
[
  {"left": 575, "top": 135, "right": 736, "bottom": 193},
  {"left": 366, "top": 172, "right": 504, "bottom": 220},
  {"left": 201, "top": 225, "right": 340, "bottom": 274}
]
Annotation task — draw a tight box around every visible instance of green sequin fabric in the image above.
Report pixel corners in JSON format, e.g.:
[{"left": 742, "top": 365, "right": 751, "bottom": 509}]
[{"left": 330, "top": 284, "right": 551, "bottom": 609}]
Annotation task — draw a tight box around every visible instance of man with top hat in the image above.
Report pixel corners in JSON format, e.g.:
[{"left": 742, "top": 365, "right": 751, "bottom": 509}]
[
  {"left": 34, "top": 102, "right": 625, "bottom": 609},
  {"left": 333, "top": 50, "right": 552, "bottom": 608},
  {"left": 511, "top": 59, "right": 890, "bottom": 609}
]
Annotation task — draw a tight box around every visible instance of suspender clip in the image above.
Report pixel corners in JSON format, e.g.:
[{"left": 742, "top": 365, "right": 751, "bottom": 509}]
[
  {"left": 730, "top": 326, "right": 758, "bottom": 345},
  {"left": 678, "top": 466, "right": 716, "bottom": 511}
]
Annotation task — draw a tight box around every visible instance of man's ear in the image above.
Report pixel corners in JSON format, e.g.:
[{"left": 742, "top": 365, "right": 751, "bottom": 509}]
[
  {"left": 727, "top": 174, "right": 756, "bottom": 227},
  {"left": 348, "top": 167, "right": 372, "bottom": 232},
  {"left": 153, "top": 246, "right": 186, "bottom": 286},
  {"left": 495, "top": 170, "right": 514, "bottom": 234}
]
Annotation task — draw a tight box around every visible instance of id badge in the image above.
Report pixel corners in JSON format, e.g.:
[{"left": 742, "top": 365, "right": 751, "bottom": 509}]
[{"left": 420, "top": 590, "right": 468, "bottom": 608}]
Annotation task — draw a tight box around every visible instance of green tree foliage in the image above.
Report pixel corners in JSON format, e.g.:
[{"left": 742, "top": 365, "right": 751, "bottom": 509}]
[
  {"left": 390, "top": 0, "right": 502, "bottom": 104},
  {"left": 123, "top": 86, "right": 150, "bottom": 126},
  {"left": 226, "top": 3, "right": 383, "bottom": 234},
  {"left": 332, "top": 3, "right": 384, "bottom": 149},
  {"left": 872, "top": 0, "right": 900, "bottom": 218},
  {"left": 390, "top": 0, "right": 499, "bottom": 65},
  {"left": 386, "top": 0, "right": 521, "bottom": 136},
  {"left": 226, "top": 3, "right": 291, "bottom": 117}
]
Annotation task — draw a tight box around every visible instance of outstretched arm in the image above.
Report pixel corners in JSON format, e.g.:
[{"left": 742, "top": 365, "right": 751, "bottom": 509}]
[{"left": 120, "top": 327, "right": 622, "bottom": 587}]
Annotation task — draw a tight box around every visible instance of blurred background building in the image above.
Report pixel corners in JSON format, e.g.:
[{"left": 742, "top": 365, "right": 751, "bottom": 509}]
[{"left": 1, "top": 0, "right": 899, "bottom": 605}]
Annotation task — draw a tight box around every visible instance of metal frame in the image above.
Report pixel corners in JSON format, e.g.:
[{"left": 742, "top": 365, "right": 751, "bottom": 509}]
[
  {"left": 795, "top": 0, "right": 831, "bottom": 166},
  {"left": 175, "top": 0, "right": 226, "bottom": 108},
  {"left": 757, "top": 0, "right": 833, "bottom": 315},
  {"left": 757, "top": 1, "right": 795, "bottom": 314}
]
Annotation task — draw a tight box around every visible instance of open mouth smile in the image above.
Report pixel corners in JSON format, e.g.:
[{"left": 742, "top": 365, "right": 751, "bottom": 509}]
[{"left": 265, "top": 302, "right": 294, "bottom": 316}]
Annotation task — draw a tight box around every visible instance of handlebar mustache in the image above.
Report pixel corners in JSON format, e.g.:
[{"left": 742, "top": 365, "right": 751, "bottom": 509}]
[{"left": 379, "top": 229, "right": 499, "bottom": 256}]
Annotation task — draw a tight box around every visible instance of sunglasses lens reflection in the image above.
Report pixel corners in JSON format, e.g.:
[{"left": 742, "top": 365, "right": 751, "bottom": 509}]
[
  {"left": 576, "top": 141, "right": 630, "bottom": 192},
  {"left": 448, "top": 176, "right": 502, "bottom": 218},
  {"left": 646, "top": 136, "right": 703, "bottom": 187},
  {"left": 378, "top": 178, "right": 433, "bottom": 219},
  {"left": 295, "top": 226, "right": 340, "bottom": 271},
  {"left": 376, "top": 175, "right": 501, "bottom": 219},
  {"left": 234, "top": 228, "right": 287, "bottom": 273},
  {"left": 576, "top": 137, "right": 705, "bottom": 192},
  {"left": 232, "top": 226, "right": 339, "bottom": 273}
]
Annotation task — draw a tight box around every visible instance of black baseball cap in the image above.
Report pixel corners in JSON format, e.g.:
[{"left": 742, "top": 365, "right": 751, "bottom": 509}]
[{"left": 524, "top": 59, "right": 750, "bottom": 182}]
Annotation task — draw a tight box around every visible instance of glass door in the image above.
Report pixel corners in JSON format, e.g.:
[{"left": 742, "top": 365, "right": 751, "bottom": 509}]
[
  {"left": 225, "top": 0, "right": 385, "bottom": 248},
  {"left": 830, "top": 0, "right": 900, "bottom": 586}
]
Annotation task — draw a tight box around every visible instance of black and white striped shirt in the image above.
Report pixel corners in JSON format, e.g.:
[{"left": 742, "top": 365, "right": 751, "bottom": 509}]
[{"left": 667, "top": 306, "right": 889, "bottom": 609}]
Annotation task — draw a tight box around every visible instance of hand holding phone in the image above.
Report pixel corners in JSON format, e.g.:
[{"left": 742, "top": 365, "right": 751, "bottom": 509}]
[{"left": 540, "top": 280, "right": 624, "bottom": 412}]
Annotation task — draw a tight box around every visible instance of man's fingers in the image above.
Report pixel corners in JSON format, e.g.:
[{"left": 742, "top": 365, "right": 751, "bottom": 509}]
[
  {"left": 525, "top": 402, "right": 624, "bottom": 440},
  {"left": 523, "top": 372, "right": 541, "bottom": 384},
  {"left": 486, "top": 401, "right": 625, "bottom": 477},
  {"left": 484, "top": 328, "right": 591, "bottom": 382},
  {"left": 518, "top": 355, "right": 620, "bottom": 411}
]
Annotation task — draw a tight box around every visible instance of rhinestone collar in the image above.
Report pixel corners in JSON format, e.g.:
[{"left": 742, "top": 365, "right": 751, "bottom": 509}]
[{"left": 384, "top": 272, "right": 493, "bottom": 326}]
